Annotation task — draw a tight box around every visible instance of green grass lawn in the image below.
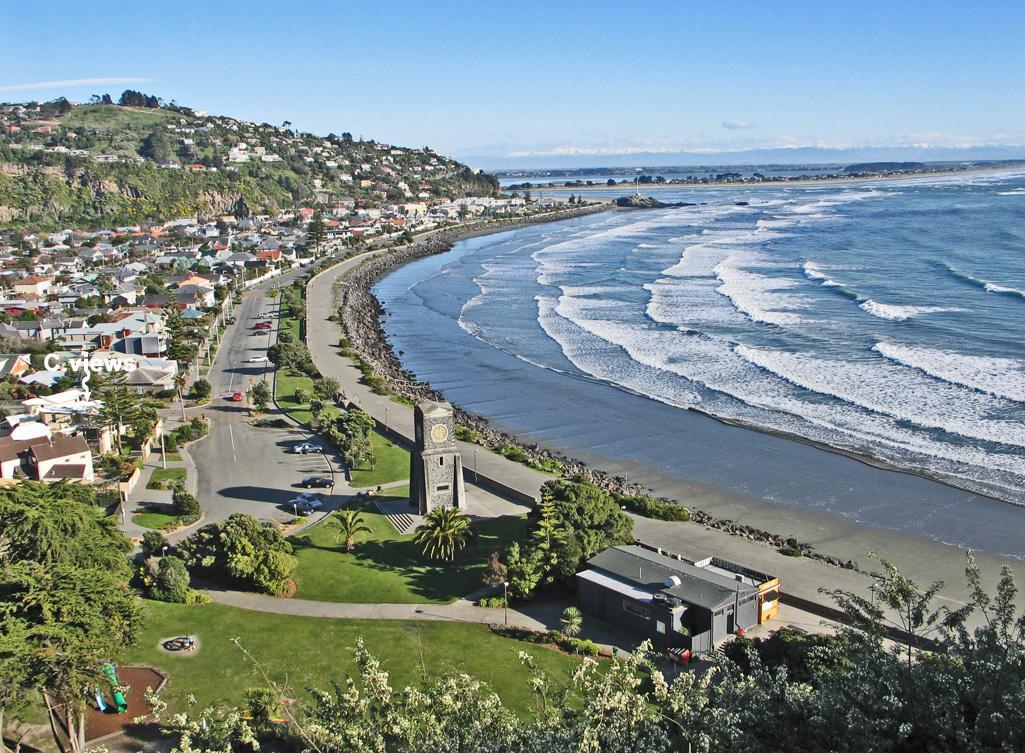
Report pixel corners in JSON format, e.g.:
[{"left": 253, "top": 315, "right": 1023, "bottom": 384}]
[
  {"left": 132, "top": 506, "right": 179, "bottom": 530},
  {"left": 348, "top": 430, "right": 409, "bottom": 487},
  {"left": 275, "top": 369, "right": 317, "bottom": 424},
  {"left": 146, "top": 467, "right": 186, "bottom": 490},
  {"left": 123, "top": 599, "right": 583, "bottom": 718},
  {"left": 292, "top": 489, "right": 528, "bottom": 603}
]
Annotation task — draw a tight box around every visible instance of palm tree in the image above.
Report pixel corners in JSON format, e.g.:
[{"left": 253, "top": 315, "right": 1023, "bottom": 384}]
[
  {"left": 561, "top": 606, "right": 583, "bottom": 637},
  {"left": 413, "top": 506, "right": 474, "bottom": 561},
  {"left": 329, "top": 509, "right": 372, "bottom": 552}
]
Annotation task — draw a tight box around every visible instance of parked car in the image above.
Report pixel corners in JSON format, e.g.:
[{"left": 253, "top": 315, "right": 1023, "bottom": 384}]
[
  {"left": 299, "top": 476, "right": 333, "bottom": 488},
  {"left": 293, "top": 502, "right": 316, "bottom": 516},
  {"left": 248, "top": 355, "right": 269, "bottom": 363},
  {"left": 228, "top": 391, "right": 244, "bottom": 402},
  {"left": 288, "top": 494, "right": 323, "bottom": 510},
  {"left": 254, "top": 322, "right": 272, "bottom": 330},
  {"left": 227, "top": 317, "right": 237, "bottom": 324},
  {"left": 290, "top": 442, "right": 322, "bottom": 454}
]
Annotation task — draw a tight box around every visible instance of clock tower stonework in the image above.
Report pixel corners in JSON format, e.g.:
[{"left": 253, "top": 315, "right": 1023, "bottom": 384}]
[{"left": 410, "top": 401, "right": 466, "bottom": 515}]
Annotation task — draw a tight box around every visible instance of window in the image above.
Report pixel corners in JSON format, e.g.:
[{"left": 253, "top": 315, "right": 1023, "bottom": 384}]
[
  {"left": 622, "top": 600, "right": 650, "bottom": 619},
  {"left": 655, "top": 620, "right": 666, "bottom": 634},
  {"left": 439, "top": 457, "right": 444, "bottom": 466},
  {"left": 436, "top": 484, "right": 450, "bottom": 492}
]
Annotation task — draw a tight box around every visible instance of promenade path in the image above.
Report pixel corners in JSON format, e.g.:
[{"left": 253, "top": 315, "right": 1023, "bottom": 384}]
[
  {"left": 306, "top": 233, "right": 1025, "bottom": 623},
  {"left": 206, "top": 587, "right": 548, "bottom": 630}
]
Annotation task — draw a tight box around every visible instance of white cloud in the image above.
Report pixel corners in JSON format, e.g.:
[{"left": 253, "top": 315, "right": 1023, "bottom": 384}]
[
  {"left": 0, "top": 77, "right": 153, "bottom": 93},
  {"left": 721, "top": 119, "right": 754, "bottom": 130}
]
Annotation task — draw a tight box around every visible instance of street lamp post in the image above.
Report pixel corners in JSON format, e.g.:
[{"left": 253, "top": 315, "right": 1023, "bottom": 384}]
[
  {"left": 384, "top": 406, "right": 389, "bottom": 435},
  {"left": 473, "top": 449, "right": 478, "bottom": 483},
  {"left": 503, "top": 581, "right": 509, "bottom": 626}
]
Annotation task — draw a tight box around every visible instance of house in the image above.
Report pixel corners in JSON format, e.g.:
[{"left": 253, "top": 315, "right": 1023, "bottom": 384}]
[
  {"left": 0, "top": 434, "right": 50, "bottom": 479},
  {"left": 27, "top": 434, "right": 94, "bottom": 482},
  {"left": 576, "top": 545, "right": 778, "bottom": 655},
  {"left": 0, "top": 353, "right": 33, "bottom": 378},
  {"left": 123, "top": 357, "right": 178, "bottom": 393},
  {"left": 12, "top": 275, "right": 53, "bottom": 297}
]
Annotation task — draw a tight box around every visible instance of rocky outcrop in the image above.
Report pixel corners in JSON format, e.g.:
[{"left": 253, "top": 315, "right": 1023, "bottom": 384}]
[{"left": 615, "top": 194, "right": 695, "bottom": 209}]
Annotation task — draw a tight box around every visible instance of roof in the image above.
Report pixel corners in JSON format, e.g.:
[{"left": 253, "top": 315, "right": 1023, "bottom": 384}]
[
  {"left": 417, "top": 400, "right": 452, "bottom": 418},
  {"left": 42, "top": 464, "right": 87, "bottom": 479},
  {"left": 0, "top": 435, "right": 50, "bottom": 464},
  {"left": 584, "top": 545, "right": 759, "bottom": 611},
  {"left": 30, "top": 434, "right": 90, "bottom": 462}
]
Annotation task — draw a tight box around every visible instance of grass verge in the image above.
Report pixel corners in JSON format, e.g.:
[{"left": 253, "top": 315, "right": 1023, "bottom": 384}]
[
  {"left": 146, "top": 467, "right": 186, "bottom": 490},
  {"left": 292, "top": 488, "right": 527, "bottom": 603}
]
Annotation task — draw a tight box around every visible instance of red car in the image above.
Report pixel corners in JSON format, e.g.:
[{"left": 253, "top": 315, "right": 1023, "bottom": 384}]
[
  {"left": 228, "top": 391, "right": 244, "bottom": 402},
  {"left": 254, "top": 321, "right": 272, "bottom": 330}
]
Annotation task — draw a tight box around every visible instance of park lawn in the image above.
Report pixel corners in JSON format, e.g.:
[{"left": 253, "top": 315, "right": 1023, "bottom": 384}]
[
  {"left": 146, "top": 467, "right": 186, "bottom": 489},
  {"left": 348, "top": 430, "right": 409, "bottom": 487},
  {"left": 292, "top": 489, "right": 529, "bottom": 604},
  {"left": 275, "top": 369, "right": 316, "bottom": 424},
  {"left": 132, "top": 506, "right": 179, "bottom": 530},
  {"left": 123, "top": 599, "right": 582, "bottom": 718}
]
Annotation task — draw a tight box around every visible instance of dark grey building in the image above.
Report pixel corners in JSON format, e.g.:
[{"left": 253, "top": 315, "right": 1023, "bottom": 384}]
[{"left": 576, "top": 545, "right": 761, "bottom": 653}]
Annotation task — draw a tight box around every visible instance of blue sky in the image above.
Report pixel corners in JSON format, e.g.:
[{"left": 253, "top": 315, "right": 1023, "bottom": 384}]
[{"left": 4, "top": 1, "right": 1025, "bottom": 166}]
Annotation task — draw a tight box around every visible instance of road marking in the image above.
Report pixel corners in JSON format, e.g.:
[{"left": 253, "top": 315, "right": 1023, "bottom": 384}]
[{"left": 229, "top": 423, "right": 237, "bottom": 463}]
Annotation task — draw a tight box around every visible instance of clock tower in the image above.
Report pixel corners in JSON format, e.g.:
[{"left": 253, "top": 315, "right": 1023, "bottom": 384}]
[{"left": 410, "top": 401, "right": 466, "bottom": 515}]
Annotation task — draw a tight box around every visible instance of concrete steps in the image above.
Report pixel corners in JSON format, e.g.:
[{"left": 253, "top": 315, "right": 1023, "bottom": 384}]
[{"left": 375, "top": 499, "right": 422, "bottom": 535}]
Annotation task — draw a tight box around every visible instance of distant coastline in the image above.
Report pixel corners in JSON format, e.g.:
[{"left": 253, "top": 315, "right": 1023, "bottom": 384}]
[{"left": 504, "top": 162, "right": 1025, "bottom": 192}]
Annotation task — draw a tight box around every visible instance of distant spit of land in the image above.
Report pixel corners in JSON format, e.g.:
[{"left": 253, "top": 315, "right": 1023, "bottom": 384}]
[{"left": 503, "top": 161, "right": 1025, "bottom": 192}]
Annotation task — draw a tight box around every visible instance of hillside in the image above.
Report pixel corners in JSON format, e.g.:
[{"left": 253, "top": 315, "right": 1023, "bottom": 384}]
[{"left": 0, "top": 94, "right": 499, "bottom": 230}]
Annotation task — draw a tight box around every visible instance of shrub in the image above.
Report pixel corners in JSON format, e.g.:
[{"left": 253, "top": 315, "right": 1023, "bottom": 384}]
[
  {"left": 478, "top": 596, "right": 506, "bottom": 608},
  {"left": 151, "top": 556, "right": 191, "bottom": 603},
  {"left": 172, "top": 485, "right": 201, "bottom": 521},
  {"left": 557, "top": 636, "right": 601, "bottom": 656},
  {"left": 455, "top": 425, "right": 481, "bottom": 443},
  {"left": 779, "top": 545, "right": 804, "bottom": 557},
  {"left": 191, "top": 378, "right": 212, "bottom": 399},
  {"left": 178, "top": 513, "right": 297, "bottom": 595},
  {"left": 616, "top": 493, "right": 691, "bottom": 522},
  {"left": 141, "top": 530, "right": 167, "bottom": 556},
  {"left": 154, "top": 388, "right": 177, "bottom": 399}
]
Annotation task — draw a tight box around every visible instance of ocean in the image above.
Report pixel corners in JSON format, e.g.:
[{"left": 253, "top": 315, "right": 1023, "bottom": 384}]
[{"left": 374, "top": 170, "right": 1025, "bottom": 557}]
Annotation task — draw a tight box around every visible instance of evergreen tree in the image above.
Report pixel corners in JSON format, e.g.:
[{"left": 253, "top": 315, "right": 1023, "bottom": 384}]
[{"left": 306, "top": 209, "right": 327, "bottom": 254}]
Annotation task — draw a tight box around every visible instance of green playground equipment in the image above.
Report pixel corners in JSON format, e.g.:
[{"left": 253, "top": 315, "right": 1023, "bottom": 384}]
[{"left": 101, "top": 663, "right": 127, "bottom": 713}]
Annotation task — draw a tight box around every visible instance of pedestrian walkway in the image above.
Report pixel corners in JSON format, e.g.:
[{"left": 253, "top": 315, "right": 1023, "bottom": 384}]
[
  {"left": 121, "top": 451, "right": 190, "bottom": 541},
  {"left": 205, "top": 586, "right": 549, "bottom": 631}
]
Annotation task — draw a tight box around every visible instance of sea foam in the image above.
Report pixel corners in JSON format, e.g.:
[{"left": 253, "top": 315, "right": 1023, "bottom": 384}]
[{"left": 873, "top": 341, "right": 1025, "bottom": 403}]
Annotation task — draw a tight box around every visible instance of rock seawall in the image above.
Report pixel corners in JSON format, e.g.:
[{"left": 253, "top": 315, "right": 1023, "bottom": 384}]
[{"left": 336, "top": 205, "right": 861, "bottom": 572}]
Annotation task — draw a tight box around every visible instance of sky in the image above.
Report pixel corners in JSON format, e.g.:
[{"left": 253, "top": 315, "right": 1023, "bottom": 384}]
[{"left": 4, "top": 1, "right": 1025, "bottom": 168}]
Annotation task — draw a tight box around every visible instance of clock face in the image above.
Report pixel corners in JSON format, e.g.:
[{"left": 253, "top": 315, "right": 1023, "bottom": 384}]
[{"left": 430, "top": 423, "right": 449, "bottom": 443}]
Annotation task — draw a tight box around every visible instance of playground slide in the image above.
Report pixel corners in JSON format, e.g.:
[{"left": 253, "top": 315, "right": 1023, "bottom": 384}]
[
  {"left": 94, "top": 688, "right": 108, "bottom": 713},
  {"left": 101, "top": 663, "right": 128, "bottom": 713}
]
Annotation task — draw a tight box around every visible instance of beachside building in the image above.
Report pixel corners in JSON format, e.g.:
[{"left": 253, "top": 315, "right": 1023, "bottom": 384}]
[{"left": 576, "top": 544, "right": 778, "bottom": 655}]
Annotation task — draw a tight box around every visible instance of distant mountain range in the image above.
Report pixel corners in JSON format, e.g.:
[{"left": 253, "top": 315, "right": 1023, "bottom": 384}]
[{"left": 460, "top": 144, "right": 1025, "bottom": 172}]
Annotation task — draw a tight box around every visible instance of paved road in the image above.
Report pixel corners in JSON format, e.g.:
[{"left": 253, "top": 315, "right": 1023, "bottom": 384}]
[{"left": 181, "top": 261, "right": 344, "bottom": 536}]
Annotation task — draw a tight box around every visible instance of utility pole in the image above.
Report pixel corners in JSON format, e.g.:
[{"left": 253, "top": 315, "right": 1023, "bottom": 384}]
[
  {"left": 160, "top": 431, "right": 167, "bottom": 470},
  {"left": 503, "top": 581, "right": 509, "bottom": 626}
]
